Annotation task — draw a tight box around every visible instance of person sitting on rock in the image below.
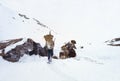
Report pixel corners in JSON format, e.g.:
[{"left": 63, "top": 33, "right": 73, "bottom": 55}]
[
  {"left": 59, "top": 40, "right": 77, "bottom": 59},
  {"left": 64, "top": 40, "right": 77, "bottom": 58}
]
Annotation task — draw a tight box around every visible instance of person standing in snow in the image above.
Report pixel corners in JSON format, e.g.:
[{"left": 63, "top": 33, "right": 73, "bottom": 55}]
[{"left": 44, "top": 32, "right": 55, "bottom": 63}]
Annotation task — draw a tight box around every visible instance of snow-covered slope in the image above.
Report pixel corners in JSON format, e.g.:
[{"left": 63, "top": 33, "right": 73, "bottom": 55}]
[
  {"left": 0, "top": 2, "right": 51, "bottom": 47},
  {"left": 1, "top": 0, "right": 120, "bottom": 44},
  {"left": 0, "top": 0, "right": 120, "bottom": 81},
  {"left": 0, "top": 50, "right": 120, "bottom": 81}
]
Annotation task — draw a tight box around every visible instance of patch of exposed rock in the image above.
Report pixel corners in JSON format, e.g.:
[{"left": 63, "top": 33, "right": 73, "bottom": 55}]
[
  {"left": 105, "top": 37, "right": 120, "bottom": 46},
  {"left": 0, "top": 38, "right": 47, "bottom": 62}
]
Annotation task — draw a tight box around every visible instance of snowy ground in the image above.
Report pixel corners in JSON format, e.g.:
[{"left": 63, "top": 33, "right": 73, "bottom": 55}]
[
  {"left": 0, "top": 0, "right": 120, "bottom": 81},
  {"left": 0, "top": 44, "right": 120, "bottom": 81}
]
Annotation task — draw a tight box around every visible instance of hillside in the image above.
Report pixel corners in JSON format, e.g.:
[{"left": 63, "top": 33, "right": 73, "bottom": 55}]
[{"left": 0, "top": 0, "right": 120, "bottom": 81}]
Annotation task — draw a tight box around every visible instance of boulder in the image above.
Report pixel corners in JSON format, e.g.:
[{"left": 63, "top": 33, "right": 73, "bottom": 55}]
[
  {"left": 0, "top": 38, "right": 23, "bottom": 49},
  {"left": 0, "top": 38, "right": 47, "bottom": 62}
]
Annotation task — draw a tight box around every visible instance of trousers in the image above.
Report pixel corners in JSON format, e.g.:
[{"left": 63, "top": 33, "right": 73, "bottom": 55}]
[{"left": 47, "top": 49, "right": 53, "bottom": 61}]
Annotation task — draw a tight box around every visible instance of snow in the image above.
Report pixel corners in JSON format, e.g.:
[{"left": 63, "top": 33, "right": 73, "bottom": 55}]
[
  {"left": 0, "top": 49, "right": 120, "bottom": 81},
  {"left": 0, "top": 0, "right": 120, "bottom": 81}
]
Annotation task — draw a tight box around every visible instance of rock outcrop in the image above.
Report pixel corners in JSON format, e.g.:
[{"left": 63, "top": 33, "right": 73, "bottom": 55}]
[
  {"left": 0, "top": 38, "right": 47, "bottom": 62},
  {"left": 105, "top": 37, "right": 120, "bottom": 46},
  {"left": 0, "top": 38, "right": 23, "bottom": 50}
]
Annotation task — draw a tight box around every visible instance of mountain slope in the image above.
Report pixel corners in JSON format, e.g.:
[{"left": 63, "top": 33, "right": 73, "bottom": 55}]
[
  {"left": 0, "top": 0, "right": 120, "bottom": 81},
  {"left": 0, "top": 3, "right": 51, "bottom": 46}
]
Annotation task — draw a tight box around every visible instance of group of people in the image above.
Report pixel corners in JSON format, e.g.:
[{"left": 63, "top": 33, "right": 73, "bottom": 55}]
[{"left": 44, "top": 32, "right": 77, "bottom": 63}]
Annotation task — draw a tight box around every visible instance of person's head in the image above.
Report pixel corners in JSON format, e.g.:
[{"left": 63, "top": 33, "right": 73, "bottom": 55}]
[{"left": 71, "top": 40, "right": 76, "bottom": 44}]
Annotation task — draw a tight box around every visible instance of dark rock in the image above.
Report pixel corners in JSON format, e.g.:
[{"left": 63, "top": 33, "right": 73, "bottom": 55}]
[
  {"left": 52, "top": 56, "right": 58, "bottom": 59},
  {"left": 18, "top": 13, "right": 30, "bottom": 19},
  {"left": 80, "top": 46, "right": 84, "bottom": 49},
  {"left": 0, "top": 38, "right": 23, "bottom": 49},
  {"left": 0, "top": 38, "right": 48, "bottom": 62},
  {"left": 28, "top": 40, "right": 47, "bottom": 56},
  {"left": 106, "top": 37, "right": 120, "bottom": 46}
]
